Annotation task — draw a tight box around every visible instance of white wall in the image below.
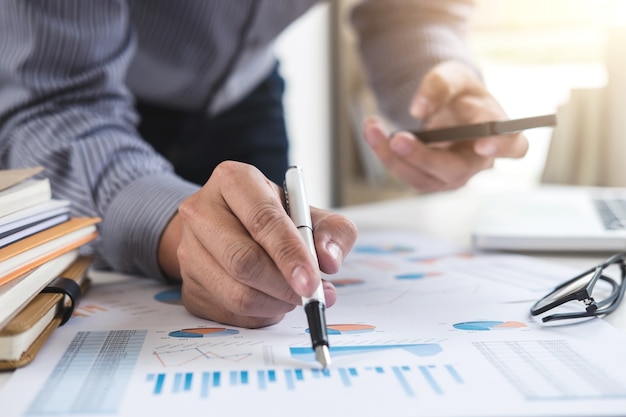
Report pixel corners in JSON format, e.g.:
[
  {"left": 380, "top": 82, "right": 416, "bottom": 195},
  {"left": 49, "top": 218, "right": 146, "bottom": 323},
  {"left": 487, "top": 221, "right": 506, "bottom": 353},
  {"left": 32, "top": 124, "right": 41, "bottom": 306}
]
[{"left": 274, "top": 3, "right": 332, "bottom": 209}]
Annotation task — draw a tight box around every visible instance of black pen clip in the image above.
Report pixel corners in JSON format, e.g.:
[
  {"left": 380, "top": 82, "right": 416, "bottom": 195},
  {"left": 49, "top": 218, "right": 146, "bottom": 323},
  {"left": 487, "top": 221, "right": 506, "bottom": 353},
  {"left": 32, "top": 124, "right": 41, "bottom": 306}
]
[{"left": 283, "top": 180, "right": 291, "bottom": 216}]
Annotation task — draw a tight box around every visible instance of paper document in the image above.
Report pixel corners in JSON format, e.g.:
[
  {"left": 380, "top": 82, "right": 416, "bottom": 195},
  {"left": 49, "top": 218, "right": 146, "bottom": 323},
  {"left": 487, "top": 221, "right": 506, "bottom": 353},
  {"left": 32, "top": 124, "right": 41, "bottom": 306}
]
[
  {"left": 0, "top": 167, "right": 43, "bottom": 191},
  {"left": 1, "top": 231, "right": 625, "bottom": 417}
]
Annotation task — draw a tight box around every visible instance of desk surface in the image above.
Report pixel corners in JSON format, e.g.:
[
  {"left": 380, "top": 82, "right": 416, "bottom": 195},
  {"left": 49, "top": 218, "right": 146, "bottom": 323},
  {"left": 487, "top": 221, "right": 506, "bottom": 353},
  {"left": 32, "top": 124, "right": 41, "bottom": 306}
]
[
  {"left": 335, "top": 185, "right": 626, "bottom": 332},
  {"left": 1, "top": 184, "right": 624, "bottom": 390}
]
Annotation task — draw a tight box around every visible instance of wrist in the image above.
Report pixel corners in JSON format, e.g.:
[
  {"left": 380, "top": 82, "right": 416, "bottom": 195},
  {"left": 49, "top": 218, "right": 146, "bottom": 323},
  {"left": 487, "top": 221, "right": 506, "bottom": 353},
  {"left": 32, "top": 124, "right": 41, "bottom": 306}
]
[{"left": 158, "top": 212, "right": 183, "bottom": 282}]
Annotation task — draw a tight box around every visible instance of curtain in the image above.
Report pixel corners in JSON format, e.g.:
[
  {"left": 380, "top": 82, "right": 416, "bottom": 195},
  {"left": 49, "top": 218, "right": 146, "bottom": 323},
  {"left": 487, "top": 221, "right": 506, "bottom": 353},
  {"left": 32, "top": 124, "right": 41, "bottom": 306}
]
[{"left": 541, "top": 27, "right": 626, "bottom": 186}]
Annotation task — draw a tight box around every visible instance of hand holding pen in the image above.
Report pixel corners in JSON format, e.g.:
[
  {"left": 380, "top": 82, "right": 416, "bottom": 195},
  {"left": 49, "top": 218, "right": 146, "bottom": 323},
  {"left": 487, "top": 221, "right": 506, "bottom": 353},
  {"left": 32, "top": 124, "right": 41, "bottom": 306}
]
[{"left": 175, "top": 161, "right": 356, "bottom": 333}]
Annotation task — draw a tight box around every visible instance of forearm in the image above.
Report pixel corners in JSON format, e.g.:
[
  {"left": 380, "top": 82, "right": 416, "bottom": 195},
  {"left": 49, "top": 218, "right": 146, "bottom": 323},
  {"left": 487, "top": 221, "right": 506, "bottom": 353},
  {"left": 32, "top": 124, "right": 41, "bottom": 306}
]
[{"left": 351, "top": 0, "right": 479, "bottom": 129}]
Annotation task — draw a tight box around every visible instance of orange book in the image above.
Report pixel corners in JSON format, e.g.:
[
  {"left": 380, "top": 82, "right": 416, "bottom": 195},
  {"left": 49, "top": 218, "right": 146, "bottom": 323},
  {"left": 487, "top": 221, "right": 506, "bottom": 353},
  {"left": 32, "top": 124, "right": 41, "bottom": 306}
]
[
  {"left": 0, "top": 250, "right": 79, "bottom": 328},
  {"left": 0, "top": 217, "right": 100, "bottom": 287}
]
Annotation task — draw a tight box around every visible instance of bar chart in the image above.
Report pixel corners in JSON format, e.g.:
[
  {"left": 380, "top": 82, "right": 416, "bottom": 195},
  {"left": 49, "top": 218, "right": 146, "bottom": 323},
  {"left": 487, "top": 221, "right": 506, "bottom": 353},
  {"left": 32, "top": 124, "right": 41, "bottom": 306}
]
[{"left": 144, "top": 363, "right": 465, "bottom": 399}]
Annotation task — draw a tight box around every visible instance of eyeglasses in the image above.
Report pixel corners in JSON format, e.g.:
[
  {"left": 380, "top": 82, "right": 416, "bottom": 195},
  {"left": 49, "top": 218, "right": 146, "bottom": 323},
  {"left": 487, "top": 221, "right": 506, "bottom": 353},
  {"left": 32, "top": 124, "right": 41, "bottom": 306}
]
[{"left": 530, "top": 253, "right": 626, "bottom": 323}]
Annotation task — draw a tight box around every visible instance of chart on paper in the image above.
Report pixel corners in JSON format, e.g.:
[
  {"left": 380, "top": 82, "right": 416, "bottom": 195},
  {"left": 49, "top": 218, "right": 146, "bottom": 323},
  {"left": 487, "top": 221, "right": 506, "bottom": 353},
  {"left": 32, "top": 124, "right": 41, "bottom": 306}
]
[
  {"left": 16, "top": 328, "right": 469, "bottom": 416},
  {"left": 14, "top": 324, "right": 626, "bottom": 417},
  {"left": 2, "top": 231, "right": 626, "bottom": 417}
]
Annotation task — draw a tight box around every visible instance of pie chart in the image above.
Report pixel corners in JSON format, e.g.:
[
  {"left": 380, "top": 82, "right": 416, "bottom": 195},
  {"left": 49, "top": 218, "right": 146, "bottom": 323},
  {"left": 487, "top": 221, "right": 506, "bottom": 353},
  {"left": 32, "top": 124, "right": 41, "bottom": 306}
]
[
  {"left": 306, "top": 324, "right": 376, "bottom": 335},
  {"left": 452, "top": 321, "right": 527, "bottom": 331},
  {"left": 168, "top": 327, "right": 239, "bottom": 338},
  {"left": 154, "top": 288, "right": 183, "bottom": 305}
]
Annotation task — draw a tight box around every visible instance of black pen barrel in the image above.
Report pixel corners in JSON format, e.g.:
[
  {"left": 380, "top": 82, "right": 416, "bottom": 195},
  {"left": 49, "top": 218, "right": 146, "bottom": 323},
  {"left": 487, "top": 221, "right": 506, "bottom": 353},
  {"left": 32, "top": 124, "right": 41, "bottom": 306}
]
[{"left": 304, "top": 300, "right": 329, "bottom": 349}]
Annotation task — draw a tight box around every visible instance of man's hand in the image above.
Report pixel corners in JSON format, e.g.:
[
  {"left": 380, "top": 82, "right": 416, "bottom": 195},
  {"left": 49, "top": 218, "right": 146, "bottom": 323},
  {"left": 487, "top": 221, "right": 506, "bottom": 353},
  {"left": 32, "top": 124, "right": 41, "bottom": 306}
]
[
  {"left": 159, "top": 161, "right": 357, "bottom": 328},
  {"left": 364, "top": 61, "right": 529, "bottom": 192}
]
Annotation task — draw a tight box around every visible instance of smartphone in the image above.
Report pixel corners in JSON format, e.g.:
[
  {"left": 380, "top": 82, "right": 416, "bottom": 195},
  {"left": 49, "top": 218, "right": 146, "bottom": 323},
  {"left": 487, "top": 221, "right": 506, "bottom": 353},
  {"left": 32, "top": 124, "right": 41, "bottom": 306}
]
[{"left": 406, "top": 114, "right": 557, "bottom": 144}]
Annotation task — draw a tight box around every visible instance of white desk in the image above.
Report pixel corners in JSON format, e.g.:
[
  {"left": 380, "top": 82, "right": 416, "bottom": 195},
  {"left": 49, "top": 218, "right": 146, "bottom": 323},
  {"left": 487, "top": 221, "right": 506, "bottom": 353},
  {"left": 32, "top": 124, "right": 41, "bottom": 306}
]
[
  {"left": 335, "top": 185, "right": 626, "bottom": 333},
  {"left": 1, "top": 184, "right": 624, "bottom": 390}
]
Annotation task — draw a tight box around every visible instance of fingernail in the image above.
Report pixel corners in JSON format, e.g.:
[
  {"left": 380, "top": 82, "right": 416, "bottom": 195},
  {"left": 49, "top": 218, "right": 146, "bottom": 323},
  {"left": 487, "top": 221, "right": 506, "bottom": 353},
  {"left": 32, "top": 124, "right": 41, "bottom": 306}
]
[
  {"left": 326, "top": 241, "right": 342, "bottom": 265},
  {"left": 389, "top": 135, "right": 414, "bottom": 156},
  {"left": 475, "top": 141, "right": 497, "bottom": 156},
  {"left": 410, "top": 97, "right": 429, "bottom": 118},
  {"left": 291, "top": 265, "right": 309, "bottom": 295},
  {"left": 364, "top": 123, "right": 382, "bottom": 146},
  {"left": 322, "top": 280, "right": 337, "bottom": 307}
]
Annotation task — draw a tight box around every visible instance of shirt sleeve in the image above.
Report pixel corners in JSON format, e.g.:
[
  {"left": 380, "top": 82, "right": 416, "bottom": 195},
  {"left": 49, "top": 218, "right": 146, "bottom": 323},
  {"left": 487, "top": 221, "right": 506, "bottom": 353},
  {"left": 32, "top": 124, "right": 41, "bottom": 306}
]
[
  {"left": 350, "top": 0, "right": 480, "bottom": 130},
  {"left": 0, "top": 0, "right": 199, "bottom": 279}
]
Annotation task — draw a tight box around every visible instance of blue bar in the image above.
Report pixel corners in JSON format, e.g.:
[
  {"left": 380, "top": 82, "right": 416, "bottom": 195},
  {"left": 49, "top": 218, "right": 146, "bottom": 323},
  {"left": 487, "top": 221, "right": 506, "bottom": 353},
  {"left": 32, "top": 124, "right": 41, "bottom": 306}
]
[
  {"left": 284, "top": 369, "right": 296, "bottom": 391},
  {"left": 241, "top": 371, "right": 249, "bottom": 385},
  {"left": 173, "top": 373, "right": 182, "bottom": 393},
  {"left": 201, "top": 372, "right": 210, "bottom": 398},
  {"left": 445, "top": 365, "right": 464, "bottom": 384},
  {"left": 258, "top": 370, "right": 267, "bottom": 390},
  {"left": 375, "top": 367, "right": 384, "bottom": 374},
  {"left": 338, "top": 368, "right": 352, "bottom": 387},
  {"left": 154, "top": 373, "right": 166, "bottom": 395},
  {"left": 268, "top": 370, "right": 276, "bottom": 382},
  {"left": 295, "top": 369, "right": 304, "bottom": 380},
  {"left": 312, "top": 368, "right": 322, "bottom": 379},
  {"left": 322, "top": 368, "right": 331, "bottom": 378},
  {"left": 392, "top": 366, "right": 415, "bottom": 397},
  {"left": 230, "top": 371, "right": 238, "bottom": 386},
  {"left": 419, "top": 365, "right": 443, "bottom": 395},
  {"left": 184, "top": 373, "right": 193, "bottom": 391},
  {"left": 212, "top": 372, "right": 221, "bottom": 387},
  {"left": 349, "top": 367, "right": 358, "bottom": 376}
]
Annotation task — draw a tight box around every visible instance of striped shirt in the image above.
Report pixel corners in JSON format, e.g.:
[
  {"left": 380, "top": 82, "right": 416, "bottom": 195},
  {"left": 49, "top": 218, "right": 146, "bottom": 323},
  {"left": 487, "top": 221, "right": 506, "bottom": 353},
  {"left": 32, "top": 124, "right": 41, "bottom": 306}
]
[{"left": 0, "top": 0, "right": 475, "bottom": 279}]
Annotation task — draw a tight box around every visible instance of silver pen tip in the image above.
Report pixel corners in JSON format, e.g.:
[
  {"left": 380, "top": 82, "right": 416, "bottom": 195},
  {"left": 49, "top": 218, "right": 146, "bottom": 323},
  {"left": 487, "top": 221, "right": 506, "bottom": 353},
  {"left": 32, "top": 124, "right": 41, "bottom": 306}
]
[{"left": 315, "top": 345, "right": 331, "bottom": 369}]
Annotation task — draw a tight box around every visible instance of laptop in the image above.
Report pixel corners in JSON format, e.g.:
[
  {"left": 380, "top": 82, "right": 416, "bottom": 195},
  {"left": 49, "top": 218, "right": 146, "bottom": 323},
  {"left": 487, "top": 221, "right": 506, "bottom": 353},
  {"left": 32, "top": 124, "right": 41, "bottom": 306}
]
[{"left": 471, "top": 186, "right": 626, "bottom": 252}]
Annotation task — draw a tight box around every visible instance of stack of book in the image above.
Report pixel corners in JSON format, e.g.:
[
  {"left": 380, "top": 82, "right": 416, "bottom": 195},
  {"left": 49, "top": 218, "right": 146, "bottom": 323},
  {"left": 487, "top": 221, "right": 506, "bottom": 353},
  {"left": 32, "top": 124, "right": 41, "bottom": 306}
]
[{"left": 0, "top": 167, "right": 100, "bottom": 369}]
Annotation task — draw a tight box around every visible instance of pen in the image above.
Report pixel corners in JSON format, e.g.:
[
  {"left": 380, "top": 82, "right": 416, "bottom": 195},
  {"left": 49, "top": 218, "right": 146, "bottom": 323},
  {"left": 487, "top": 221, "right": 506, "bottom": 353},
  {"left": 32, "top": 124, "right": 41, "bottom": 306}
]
[
  {"left": 283, "top": 165, "right": 331, "bottom": 368},
  {"left": 407, "top": 114, "right": 557, "bottom": 143}
]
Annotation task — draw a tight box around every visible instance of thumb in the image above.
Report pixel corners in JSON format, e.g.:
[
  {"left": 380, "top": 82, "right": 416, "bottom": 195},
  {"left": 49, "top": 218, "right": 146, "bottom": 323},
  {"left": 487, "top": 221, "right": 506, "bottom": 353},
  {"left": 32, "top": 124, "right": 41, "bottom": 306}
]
[{"left": 410, "top": 61, "right": 483, "bottom": 119}]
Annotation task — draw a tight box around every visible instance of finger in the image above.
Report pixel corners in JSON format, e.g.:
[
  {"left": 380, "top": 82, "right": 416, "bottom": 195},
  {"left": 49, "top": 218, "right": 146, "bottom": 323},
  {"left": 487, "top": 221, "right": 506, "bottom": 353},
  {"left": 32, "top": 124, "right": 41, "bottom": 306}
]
[
  {"left": 423, "top": 94, "right": 499, "bottom": 130},
  {"left": 182, "top": 267, "right": 334, "bottom": 327},
  {"left": 179, "top": 197, "right": 303, "bottom": 310},
  {"left": 410, "top": 61, "right": 484, "bottom": 119},
  {"left": 182, "top": 267, "right": 295, "bottom": 328},
  {"left": 362, "top": 117, "right": 395, "bottom": 167},
  {"left": 414, "top": 91, "right": 528, "bottom": 160},
  {"left": 310, "top": 207, "right": 358, "bottom": 275},
  {"left": 321, "top": 279, "right": 337, "bottom": 308},
  {"left": 178, "top": 226, "right": 296, "bottom": 328},
  {"left": 201, "top": 206, "right": 304, "bottom": 305},
  {"left": 473, "top": 132, "right": 529, "bottom": 158},
  {"left": 364, "top": 118, "right": 446, "bottom": 191},
  {"left": 390, "top": 131, "right": 493, "bottom": 185},
  {"left": 211, "top": 162, "right": 321, "bottom": 298},
  {"left": 365, "top": 116, "right": 499, "bottom": 191}
]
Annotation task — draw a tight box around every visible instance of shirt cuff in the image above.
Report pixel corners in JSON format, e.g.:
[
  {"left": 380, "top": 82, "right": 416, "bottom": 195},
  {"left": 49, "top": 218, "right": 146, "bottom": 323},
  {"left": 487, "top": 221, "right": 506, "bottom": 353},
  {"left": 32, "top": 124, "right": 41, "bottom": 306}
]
[{"left": 99, "top": 173, "right": 200, "bottom": 279}]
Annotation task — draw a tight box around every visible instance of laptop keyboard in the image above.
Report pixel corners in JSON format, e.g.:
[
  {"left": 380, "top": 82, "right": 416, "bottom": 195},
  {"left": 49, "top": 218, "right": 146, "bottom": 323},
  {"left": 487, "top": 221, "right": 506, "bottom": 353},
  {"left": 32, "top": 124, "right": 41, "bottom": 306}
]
[{"left": 593, "top": 198, "right": 626, "bottom": 230}]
